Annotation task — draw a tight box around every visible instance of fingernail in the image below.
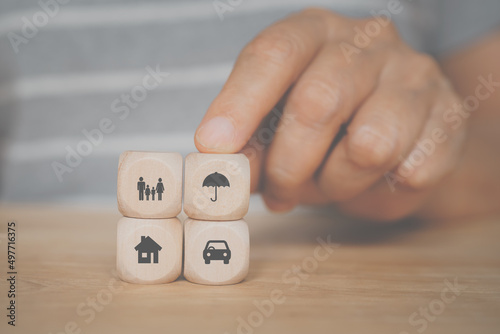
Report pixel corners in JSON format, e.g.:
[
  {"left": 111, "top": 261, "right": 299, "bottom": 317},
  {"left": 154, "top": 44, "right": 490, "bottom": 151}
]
[{"left": 196, "top": 116, "right": 236, "bottom": 151}]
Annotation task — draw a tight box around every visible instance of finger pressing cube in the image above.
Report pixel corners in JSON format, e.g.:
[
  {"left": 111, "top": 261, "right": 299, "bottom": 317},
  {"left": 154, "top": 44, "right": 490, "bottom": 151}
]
[
  {"left": 117, "top": 217, "right": 183, "bottom": 284},
  {"left": 117, "top": 151, "right": 182, "bottom": 219},
  {"left": 183, "top": 153, "right": 250, "bottom": 220},
  {"left": 184, "top": 219, "right": 249, "bottom": 285}
]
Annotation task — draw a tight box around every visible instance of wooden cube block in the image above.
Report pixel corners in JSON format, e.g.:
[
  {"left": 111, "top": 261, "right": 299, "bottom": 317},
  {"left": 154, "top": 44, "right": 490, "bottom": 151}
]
[
  {"left": 183, "top": 153, "right": 250, "bottom": 220},
  {"left": 117, "top": 217, "right": 182, "bottom": 284},
  {"left": 184, "top": 218, "right": 249, "bottom": 285},
  {"left": 117, "top": 151, "right": 182, "bottom": 219}
]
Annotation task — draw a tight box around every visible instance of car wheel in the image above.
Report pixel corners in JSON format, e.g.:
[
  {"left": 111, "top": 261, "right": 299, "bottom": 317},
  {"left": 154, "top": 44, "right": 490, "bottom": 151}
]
[
  {"left": 205, "top": 259, "right": 210, "bottom": 264},
  {"left": 223, "top": 259, "right": 229, "bottom": 264}
]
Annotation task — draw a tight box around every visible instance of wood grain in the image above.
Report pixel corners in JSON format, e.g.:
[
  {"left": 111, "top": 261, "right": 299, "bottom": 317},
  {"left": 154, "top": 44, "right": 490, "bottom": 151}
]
[{"left": 0, "top": 205, "right": 499, "bottom": 334}]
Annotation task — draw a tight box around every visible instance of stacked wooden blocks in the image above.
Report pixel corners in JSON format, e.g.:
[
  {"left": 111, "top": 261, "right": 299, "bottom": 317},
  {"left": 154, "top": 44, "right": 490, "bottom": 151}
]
[
  {"left": 184, "top": 153, "right": 250, "bottom": 285},
  {"left": 116, "top": 151, "right": 250, "bottom": 285},
  {"left": 116, "top": 151, "right": 183, "bottom": 284}
]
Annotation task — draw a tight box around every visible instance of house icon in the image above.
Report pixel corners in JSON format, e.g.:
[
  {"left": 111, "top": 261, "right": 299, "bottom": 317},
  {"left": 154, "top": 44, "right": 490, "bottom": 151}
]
[{"left": 135, "top": 236, "right": 162, "bottom": 264}]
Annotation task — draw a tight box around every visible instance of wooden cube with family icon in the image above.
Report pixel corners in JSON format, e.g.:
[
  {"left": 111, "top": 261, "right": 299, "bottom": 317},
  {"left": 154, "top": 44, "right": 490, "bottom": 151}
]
[{"left": 117, "top": 151, "right": 183, "bottom": 219}]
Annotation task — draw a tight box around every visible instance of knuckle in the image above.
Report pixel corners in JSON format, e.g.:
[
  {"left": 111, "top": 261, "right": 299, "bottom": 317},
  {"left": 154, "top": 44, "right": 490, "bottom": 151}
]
[
  {"left": 402, "top": 53, "right": 442, "bottom": 88},
  {"left": 401, "top": 144, "right": 461, "bottom": 191},
  {"left": 300, "top": 7, "right": 329, "bottom": 16},
  {"left": 299, "top": 7, "right": 337, "bottom": 25},
  {"left": 402, "top": 167, "right": 435, "bottom": 190},
  {"left": 266, "top": 163, "right": 301, "bottom": 189},
  {"left": 300, "top": 6, "right": 332, "bottom": 15},
  {"left": 404, "top": 176, "right": 429, "bottom": 191},
  {"left": 381, "top": 21, "right": 399, "bottom": 39},
  {"left": 299, "top": 7, "right": 338, "bottom": 40},
  {"left": 412, "top": 53, "right": 440, "bottom": 75},
  {"left": 288, "top": 75, "right": 348, "bottom": 130},
  {"left": 364, "top": 19, "right": 399, "bottom": 46},
  {"left": 245, "top": 29, "right": 303, "bottom": 65},
  {"left": 347, "top": 126, "right": 398, "bottom": 168}
]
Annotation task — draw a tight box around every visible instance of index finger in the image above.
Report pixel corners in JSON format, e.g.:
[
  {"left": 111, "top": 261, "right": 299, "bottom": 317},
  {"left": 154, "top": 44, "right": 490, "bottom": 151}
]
[{"left": 195, "top": 9, "right": 334, "bottom": 153}]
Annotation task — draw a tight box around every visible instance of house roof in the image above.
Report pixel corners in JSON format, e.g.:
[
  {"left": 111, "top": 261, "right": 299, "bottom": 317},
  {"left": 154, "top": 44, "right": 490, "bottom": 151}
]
[{"left": 135, "top": 236, "right": 162, "bottom": 252}]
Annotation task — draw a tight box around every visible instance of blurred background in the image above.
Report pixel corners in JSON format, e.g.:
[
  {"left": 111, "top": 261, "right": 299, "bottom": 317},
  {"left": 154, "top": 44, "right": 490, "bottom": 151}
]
[{"left": 0, "top": 0, "right": 498, "bottom": 208}]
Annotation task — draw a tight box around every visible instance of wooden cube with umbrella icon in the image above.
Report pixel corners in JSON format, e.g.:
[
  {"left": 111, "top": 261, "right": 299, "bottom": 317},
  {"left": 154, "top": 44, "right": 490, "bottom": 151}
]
[
  {"left": 203, "top": 172, "right": 230, "bottom": 202},
  {"left": 184, "top": 153, "right": 250, "bottom": 220}
]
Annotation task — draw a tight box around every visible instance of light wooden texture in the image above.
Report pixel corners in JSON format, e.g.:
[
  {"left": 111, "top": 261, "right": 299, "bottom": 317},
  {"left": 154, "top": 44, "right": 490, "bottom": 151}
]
[
  {"left": 117, "top": 151, "right": 182, "bottom": 218},
  {"left": 183, "top": 153, "right": 250, "bottom": 220},
  {"left": 116, "top": 217, "right": 182, "bottom": 284},
  {"left": 0, "top": 205, "right": 499, "bottom": 334},
  {"left": 184, "top": 219, "right": 249, "bottom": 285}
]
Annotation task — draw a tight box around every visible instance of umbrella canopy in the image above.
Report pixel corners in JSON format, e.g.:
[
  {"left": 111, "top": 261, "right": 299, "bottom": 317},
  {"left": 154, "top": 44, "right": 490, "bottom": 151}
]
[{"left": 202, "top": 172, "right": 230, "bottom": 202}]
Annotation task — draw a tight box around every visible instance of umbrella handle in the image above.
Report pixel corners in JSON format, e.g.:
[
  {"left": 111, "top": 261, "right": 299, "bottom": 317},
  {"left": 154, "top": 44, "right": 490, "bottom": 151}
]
[{"left": 211, "top": 187, "right": 217, "bottom": 202}]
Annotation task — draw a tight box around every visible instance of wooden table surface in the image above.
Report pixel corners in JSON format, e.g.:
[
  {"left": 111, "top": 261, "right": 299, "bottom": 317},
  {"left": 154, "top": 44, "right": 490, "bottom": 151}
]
[{"left": 0, "top": 205, "right": 499, "bottom": 334}]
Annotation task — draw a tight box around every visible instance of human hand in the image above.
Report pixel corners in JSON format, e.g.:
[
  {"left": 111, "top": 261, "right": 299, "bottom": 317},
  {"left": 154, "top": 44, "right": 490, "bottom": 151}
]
[{"left": 194, "top": 8, "right": 467, "bottom": 221}]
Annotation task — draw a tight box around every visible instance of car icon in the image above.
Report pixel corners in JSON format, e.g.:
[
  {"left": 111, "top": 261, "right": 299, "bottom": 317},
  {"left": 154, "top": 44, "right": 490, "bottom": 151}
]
[{"left": 203, "top": 240, "right": 231, "bottom": 264}]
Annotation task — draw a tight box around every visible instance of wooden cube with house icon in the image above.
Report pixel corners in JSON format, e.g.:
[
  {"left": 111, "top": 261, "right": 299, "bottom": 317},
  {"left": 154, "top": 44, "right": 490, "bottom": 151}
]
[
  {"left": 117, "top": 217, "right": 183, "bottom": 284},
  {"left": 117, "top": 151, "right": 183, "bottom": 219},
  {"left": 183, "top": 218, "right": 249, "bottom": 285},
  {"left": 183, "top": 153, "right": 250, "bottom": 221}
]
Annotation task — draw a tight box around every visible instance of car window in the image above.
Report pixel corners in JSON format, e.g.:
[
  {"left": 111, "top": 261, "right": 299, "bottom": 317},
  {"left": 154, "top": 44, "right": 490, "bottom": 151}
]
[{"left": 207, "top": 242, "right": 227, "bottom": 250}]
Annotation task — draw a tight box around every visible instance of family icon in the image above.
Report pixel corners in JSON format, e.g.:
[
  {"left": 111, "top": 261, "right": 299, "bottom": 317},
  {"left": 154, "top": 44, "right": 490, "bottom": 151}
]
[{"left": 137, "top": 177, "right": 165, "bottom": 201}]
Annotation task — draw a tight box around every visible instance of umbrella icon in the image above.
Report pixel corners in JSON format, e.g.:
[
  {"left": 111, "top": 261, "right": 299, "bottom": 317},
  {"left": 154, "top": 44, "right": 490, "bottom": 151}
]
[{"left": 202, "top": 172, "right": 230, "bottom": 202}]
